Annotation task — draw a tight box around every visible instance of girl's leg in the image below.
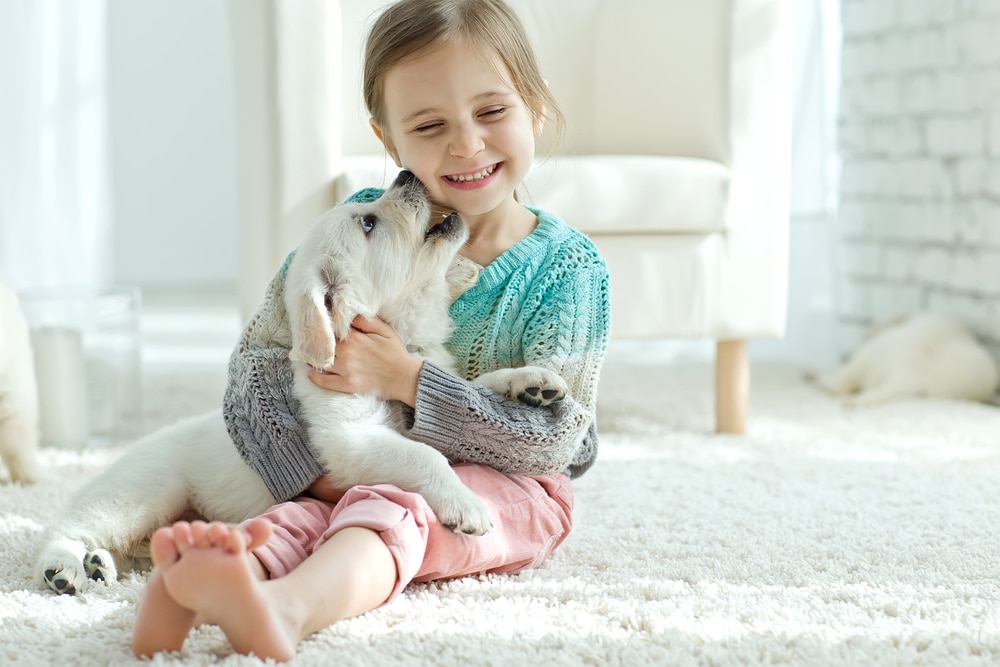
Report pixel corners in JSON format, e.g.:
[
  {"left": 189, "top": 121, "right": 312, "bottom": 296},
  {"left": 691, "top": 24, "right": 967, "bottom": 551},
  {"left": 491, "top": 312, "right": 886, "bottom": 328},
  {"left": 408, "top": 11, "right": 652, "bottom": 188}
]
[
  {"left": 293, "top": 465, "right": 574, "bottom": 600},
  {"left": 412, "top": 466, "right": 573, "bottom": 582},
  {"left": 150, "top": 519, "right": 396, "bottom": 663},
  {"left": 134, "top": 467, "right": 570, "bottom": 661}
]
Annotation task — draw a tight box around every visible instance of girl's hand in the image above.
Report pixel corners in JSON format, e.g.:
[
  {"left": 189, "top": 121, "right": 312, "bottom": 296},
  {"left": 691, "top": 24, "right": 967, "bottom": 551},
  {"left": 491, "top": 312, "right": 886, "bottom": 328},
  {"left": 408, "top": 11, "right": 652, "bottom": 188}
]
[{"left": 308, "top": 315, "right": 423, "bottom": 406}]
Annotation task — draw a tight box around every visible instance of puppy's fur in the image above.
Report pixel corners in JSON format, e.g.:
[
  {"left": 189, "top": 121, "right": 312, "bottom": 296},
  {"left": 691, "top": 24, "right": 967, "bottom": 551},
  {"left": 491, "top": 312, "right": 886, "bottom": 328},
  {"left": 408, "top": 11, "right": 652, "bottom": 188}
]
[
  {"left": 34, "top": 172, "right": 571, "bottom": 595},
  {"left": 0, "top": 281, "right": 41, "bottom": 483},
  {"left": 808, "top": 313, "right": 999, "bottom": 407}
]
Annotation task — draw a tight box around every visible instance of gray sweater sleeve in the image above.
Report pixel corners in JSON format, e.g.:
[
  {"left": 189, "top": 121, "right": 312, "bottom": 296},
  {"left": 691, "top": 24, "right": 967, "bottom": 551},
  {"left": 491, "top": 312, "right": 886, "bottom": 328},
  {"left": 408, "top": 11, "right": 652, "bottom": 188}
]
[
  {"left": 223, "top": 264, "right": 325, "bottom": 503},
  {"left": 401, "top": 362, "right": 597, "bottom": 479}
]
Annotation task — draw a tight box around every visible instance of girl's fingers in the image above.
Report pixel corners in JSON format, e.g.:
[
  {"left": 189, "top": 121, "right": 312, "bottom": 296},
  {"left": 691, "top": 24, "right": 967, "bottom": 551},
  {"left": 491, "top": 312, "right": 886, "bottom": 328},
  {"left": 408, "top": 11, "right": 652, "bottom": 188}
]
[{"left": 351, "top": 314, "right": 392, "bottom": 336}]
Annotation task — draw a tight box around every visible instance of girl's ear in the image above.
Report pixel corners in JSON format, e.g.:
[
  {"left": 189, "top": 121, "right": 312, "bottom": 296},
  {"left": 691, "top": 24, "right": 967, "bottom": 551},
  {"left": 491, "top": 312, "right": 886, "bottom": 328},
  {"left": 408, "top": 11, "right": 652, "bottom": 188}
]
[{"left": 370, "top": 119, "right": 402, "bottom": 167}]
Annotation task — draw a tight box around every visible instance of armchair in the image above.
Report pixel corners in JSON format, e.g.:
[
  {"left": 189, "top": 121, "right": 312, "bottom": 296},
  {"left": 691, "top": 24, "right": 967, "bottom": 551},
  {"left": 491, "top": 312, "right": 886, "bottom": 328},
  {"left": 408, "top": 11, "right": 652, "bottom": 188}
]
[{"left": 227, "top": 0, "right": 791, "bottom": 434}]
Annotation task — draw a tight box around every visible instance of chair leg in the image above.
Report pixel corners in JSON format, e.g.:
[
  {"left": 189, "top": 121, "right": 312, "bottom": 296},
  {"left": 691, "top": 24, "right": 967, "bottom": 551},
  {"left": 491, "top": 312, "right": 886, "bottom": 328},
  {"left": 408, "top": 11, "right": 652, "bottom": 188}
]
[{"left": 715, "top": 339, "right": 748, "bottom": 435}]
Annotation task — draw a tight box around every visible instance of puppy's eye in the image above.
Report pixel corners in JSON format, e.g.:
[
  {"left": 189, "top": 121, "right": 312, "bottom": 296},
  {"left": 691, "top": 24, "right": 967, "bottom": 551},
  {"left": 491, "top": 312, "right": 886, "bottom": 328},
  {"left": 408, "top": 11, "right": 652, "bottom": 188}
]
[{"left": 361, "top": 215, "right": 377, "bottom": 235}]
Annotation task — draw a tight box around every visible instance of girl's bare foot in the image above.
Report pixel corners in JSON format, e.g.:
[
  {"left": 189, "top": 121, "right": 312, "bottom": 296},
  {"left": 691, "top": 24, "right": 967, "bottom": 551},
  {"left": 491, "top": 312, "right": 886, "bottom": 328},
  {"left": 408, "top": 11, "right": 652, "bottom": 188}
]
[
  {"left": 132, "top": 519, "right": 275, "bottom": 658},
  {"left": 155, "top": 518, "right": 301, "bottom": 662},
  {"left": 132, "top": 524, "right": 198, "bottom": 657}
]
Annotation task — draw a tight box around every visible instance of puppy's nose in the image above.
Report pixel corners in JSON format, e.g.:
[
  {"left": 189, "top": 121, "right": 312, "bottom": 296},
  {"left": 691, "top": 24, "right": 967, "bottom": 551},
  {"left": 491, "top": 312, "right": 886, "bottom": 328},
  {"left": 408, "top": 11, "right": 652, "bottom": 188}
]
[
  {"left": 427, "top": 212, "right": 461, "bottom": 238},
  {"left": 394, "top": 170, "right": 417, "bottom": 187},
  {"left": 439, "top": 212, "right": 460, "bottom": 234}
]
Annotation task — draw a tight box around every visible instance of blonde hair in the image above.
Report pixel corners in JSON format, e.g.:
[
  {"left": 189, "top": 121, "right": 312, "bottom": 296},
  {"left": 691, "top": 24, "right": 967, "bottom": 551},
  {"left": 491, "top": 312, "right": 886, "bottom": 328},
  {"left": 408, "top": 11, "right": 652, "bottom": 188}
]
[{"left": 363, "top": 0, "right": 565, "bottom": 151}]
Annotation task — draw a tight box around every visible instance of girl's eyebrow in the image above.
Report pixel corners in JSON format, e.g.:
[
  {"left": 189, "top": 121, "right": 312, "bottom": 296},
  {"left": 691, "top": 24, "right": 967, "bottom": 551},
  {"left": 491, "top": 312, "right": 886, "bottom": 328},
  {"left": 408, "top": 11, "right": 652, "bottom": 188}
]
[{"left": 401, "top": 91, "right": 517, "bottom": 125}]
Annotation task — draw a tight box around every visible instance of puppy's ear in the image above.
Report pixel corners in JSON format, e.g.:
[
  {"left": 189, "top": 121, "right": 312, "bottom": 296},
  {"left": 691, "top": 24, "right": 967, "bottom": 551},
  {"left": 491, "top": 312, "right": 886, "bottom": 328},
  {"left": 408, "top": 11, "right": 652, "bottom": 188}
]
[
  {"left": 288, "top": 287, "right": 338, "bottom": 370},
  {"left": 326, "top": 287, "right": 360, "bottom": 344}
]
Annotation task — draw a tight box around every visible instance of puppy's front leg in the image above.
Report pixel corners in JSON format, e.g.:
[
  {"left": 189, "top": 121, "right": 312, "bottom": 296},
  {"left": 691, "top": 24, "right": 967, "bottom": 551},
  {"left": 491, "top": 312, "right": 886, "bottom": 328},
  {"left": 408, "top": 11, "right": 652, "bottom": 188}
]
[{"left": 311, "top": 424, "right": 491, "bottom": 535}]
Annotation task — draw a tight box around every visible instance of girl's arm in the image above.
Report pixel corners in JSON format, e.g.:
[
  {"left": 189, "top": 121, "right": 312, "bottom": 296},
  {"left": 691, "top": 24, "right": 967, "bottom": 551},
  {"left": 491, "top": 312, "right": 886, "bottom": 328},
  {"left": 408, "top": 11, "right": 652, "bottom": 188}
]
[
  {"left": 405, "top": 258, "right": 610, "bottom": 477},
  {"left": 313, "top": 259, "right": 611, "bottom": 478},
  {"left": 223, "top": 266, "right": 326, "bottom": 503},
  {"left": 401, "top": 361, "right": 598, "bottom": 477},
  {"left": 309, "top": 315, "right": 599, "bottom": 477}
]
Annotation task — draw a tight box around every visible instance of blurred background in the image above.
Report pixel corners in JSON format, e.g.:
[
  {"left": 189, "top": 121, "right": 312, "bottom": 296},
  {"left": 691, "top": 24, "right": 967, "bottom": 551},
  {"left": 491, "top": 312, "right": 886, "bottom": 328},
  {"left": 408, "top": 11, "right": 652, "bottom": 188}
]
[
  {"left": 0, "top": 0, "right": 843, "bottom": 363},
  {"left": 4, "top": 0, "right": 999, "bottom": 443}
]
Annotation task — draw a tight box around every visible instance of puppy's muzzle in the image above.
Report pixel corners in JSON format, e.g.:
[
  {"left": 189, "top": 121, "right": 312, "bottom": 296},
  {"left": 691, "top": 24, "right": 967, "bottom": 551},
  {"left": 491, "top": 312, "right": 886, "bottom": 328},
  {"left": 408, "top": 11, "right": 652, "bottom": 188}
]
[
  {"left": 394, "top": 170, "right": 418, "bottom": 187},
  {"left": 426, "top": 212, "right": 462, "bottom": 240}
]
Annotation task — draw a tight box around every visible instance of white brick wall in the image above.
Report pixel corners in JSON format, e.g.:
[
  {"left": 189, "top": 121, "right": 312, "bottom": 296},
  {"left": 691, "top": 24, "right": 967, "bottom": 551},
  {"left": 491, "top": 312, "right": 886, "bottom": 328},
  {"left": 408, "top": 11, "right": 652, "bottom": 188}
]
[{"left": 838, "top": 0, "right": 1000, "bottom": 360}]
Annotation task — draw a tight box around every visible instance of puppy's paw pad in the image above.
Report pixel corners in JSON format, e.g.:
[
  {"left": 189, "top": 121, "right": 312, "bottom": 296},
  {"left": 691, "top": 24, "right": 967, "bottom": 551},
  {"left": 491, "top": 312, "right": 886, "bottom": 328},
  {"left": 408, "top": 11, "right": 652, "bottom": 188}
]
[
  {"left": 43, "top": 567, "right": 81, "bottom": 595},
  {"left": 36, "top": 539, "right": 95, "bottom": 595},
  {"left": 442, "top": 519, "right": 492, "bottom": 536},
  {"left": 83, "top": 549, "right": 116, "bottom": 584},
  {"left": 517, "top": 384, "right": 566, "bottom": 407},
  {"left": 431, "top": 486, "right": 492, "bottom": 537}
]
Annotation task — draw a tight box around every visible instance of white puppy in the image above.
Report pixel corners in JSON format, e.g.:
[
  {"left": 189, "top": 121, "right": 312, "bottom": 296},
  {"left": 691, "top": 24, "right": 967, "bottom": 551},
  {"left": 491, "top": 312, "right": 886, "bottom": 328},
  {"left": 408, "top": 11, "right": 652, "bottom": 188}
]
[
  {"left": 809, "top": 313, "right": 999, "bottom": 407},
  {"left": 0, "top": 281, "right": 41, "bottom": 484},
  {"left": 35, "top": 171, "right": 569, "bottom": 595}
]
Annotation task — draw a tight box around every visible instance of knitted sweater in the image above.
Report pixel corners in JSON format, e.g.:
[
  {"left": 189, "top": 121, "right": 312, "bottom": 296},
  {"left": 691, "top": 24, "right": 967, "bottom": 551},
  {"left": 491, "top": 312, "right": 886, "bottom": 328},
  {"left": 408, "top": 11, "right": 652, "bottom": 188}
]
[{"left": 224, "top": 188, "right": 611, "bottom": 503}]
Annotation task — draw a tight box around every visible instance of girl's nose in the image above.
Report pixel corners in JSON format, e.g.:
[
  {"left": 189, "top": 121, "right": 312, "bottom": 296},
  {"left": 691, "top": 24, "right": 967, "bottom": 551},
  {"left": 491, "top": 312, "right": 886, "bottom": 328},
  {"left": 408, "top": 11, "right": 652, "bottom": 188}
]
[{"left": 449, "top": 123, "right": 485, "bottom": 159}]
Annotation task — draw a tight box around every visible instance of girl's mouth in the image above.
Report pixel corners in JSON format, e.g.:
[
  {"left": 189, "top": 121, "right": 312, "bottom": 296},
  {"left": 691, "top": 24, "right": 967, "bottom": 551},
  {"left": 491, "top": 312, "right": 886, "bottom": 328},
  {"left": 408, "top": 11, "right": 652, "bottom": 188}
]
[{"left": 442, "top": 163, "right": 501, "bottom": 190}]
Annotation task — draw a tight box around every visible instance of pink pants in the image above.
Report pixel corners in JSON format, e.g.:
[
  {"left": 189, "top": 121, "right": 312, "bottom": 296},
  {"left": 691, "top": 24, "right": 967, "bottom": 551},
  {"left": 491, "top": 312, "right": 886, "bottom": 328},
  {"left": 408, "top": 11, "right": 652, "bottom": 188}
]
[{"left": 250, "top": 463, "right": 574, "bottom": 601}]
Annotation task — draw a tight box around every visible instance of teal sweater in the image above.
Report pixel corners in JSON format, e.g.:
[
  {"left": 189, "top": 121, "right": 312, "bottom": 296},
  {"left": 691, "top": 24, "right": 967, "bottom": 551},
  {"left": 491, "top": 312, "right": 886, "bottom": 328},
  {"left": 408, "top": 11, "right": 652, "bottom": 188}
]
[{"left": 224, "top": 189, "right": 611, "bottom": 502}]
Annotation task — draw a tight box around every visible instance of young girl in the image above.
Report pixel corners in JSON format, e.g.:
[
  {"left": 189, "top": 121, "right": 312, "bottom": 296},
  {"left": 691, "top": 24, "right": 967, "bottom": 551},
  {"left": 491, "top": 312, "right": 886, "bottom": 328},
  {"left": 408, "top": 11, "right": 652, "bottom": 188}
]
[{"left": 132, "top": 0, "right": 610, "bottom": 661}]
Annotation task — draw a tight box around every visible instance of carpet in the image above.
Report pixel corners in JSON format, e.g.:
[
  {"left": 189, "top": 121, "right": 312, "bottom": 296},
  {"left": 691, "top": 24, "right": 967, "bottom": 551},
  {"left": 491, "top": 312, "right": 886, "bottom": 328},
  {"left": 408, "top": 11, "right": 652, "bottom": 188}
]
[{"left": 3, "top": 345, "right": 1000, "bottom": 666}]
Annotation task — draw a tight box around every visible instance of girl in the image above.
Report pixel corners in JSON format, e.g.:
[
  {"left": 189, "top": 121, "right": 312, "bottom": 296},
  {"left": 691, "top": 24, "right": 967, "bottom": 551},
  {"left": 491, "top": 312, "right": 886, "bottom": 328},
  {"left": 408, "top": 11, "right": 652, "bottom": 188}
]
[{"left": 132, "top": 0, "right": 610, "bottom": 661}]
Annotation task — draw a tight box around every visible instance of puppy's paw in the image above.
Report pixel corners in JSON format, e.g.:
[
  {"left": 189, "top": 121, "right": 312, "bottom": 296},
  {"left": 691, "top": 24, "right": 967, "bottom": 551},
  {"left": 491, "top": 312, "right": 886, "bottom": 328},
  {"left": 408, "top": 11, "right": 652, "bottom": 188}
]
[
  {"left": 425, "top": 482, "right": 492, "bottom": 536},
  {"left": 83, "top": 548, "right": 117, "bottom": 585},
  {"left": 474, "top": 366, "right": 568, "bottom": 407},
  {"left": 36, "top": 539, "right": 91, "bottom": 595}
]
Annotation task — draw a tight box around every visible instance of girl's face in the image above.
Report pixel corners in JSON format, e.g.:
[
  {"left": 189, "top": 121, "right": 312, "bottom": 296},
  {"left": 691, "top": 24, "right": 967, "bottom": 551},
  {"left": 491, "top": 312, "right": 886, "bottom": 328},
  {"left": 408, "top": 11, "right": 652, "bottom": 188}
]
[{"left": 372, "top": 39, "right": 542, "bottom": 223}]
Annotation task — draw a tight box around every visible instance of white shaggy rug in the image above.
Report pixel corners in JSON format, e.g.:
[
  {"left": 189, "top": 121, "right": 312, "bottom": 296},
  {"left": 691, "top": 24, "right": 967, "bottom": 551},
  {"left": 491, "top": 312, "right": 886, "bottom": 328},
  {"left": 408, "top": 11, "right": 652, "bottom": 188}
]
[{"left": 3, "top": 344, "right": 1000, "bottom": 666}]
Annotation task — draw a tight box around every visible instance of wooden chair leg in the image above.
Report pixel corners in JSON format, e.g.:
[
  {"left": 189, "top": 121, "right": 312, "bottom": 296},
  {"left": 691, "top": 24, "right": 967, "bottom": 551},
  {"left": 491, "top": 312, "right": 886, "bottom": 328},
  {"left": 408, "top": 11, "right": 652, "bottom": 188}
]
[{"left": 715, "top": 339, "right": 748, "bottom": 434}]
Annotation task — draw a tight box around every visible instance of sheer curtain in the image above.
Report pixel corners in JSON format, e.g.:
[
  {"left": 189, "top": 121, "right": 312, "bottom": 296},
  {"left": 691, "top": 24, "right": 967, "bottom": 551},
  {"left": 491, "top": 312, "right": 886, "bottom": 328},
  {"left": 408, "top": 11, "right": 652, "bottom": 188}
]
[
  {"left": 791, "top": 0, "right": 841, "bottom": 222},
  {"left": 0, "top": 0, "right": 112, "bottom": 292},
  {"left": 760, "top": 0, "right": 841, "bottom": 364}
]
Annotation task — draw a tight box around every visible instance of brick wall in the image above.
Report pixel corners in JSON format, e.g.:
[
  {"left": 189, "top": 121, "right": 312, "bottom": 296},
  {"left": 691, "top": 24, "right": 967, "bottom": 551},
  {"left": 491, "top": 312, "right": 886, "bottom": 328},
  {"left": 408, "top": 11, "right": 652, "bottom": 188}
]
[{"left": 837, "top": 0, "right": 1000, "bottom": 359}]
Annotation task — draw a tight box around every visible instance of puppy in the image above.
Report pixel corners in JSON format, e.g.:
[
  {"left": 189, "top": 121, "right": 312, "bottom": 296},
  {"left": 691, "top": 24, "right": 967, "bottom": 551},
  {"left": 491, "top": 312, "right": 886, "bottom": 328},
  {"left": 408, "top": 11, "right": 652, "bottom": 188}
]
[
  {"left": 808, "top": 313, "right": 999, "bottom": 407},
  {"left": 34, "top": 171, "right": 571, "bottom": 595},
  {"left": 0, "top": 281, "right": 41, "bottom": 483}
]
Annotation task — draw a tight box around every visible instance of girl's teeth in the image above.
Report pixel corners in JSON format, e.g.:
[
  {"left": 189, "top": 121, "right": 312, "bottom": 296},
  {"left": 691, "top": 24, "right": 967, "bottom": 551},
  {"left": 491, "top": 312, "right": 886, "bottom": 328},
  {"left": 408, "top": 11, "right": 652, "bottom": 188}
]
[{"left": 448, "top": 165, "right": 496, "bottom": 182}]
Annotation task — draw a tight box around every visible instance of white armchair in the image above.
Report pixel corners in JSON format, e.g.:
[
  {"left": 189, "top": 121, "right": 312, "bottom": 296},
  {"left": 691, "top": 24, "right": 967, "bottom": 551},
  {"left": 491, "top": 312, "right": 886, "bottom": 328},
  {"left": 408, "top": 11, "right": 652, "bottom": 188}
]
[{"left": 227, "top": 0, "right": 791, "bottom": 434}]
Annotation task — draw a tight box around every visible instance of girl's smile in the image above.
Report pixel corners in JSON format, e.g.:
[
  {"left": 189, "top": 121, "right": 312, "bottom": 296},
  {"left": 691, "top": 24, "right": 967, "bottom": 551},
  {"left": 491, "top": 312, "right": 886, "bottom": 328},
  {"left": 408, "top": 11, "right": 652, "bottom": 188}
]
[{"left": 443, "top": 162, "right": 502, "bottom": 190}]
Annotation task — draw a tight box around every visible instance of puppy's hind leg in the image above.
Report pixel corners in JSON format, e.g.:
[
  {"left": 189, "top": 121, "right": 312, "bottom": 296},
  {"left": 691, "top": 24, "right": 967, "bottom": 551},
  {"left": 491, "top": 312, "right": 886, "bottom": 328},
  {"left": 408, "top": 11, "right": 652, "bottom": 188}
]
[{"left": 36, "top": 424, "right": 192, "bottom": 594}]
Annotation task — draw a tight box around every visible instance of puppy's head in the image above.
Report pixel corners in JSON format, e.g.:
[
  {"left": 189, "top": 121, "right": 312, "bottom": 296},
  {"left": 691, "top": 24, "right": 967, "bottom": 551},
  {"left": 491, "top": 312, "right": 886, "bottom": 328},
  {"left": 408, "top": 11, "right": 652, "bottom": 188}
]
[{"left": 285, "top": 171, "right": 469, "bottom": 370}]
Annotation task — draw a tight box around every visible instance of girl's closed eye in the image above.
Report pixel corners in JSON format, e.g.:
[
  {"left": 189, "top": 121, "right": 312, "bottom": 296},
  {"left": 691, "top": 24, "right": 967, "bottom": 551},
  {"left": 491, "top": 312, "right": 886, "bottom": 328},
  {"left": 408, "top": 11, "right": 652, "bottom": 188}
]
[
  {"left": 413, "top": 121, "right": 444, "bottom": 134},
  {"left": 479, "top": 106, "right": 507, "bottom": 120}
]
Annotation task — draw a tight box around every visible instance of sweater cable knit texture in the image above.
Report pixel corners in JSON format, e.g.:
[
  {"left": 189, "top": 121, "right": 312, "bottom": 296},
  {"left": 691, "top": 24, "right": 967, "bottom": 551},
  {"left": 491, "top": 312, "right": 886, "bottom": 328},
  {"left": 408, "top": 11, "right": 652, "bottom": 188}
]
[{"left": 224, "top": 187, "right": 611, "bottom": 502}]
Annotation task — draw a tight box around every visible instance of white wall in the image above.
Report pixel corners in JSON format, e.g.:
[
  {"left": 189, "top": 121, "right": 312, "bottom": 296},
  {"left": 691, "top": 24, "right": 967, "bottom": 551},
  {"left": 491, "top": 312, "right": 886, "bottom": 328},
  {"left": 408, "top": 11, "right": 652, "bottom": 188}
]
[
  {"left": 838, "top": 0, "right": 1000, "bottom": 359},
  {"left": 107, "top": 0, "right": 239, "bottom": 289}
]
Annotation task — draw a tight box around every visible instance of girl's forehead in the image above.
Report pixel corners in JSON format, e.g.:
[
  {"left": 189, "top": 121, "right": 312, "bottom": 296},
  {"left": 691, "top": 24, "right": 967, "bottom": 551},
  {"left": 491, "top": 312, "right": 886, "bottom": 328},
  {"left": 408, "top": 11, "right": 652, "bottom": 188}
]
[{"left": 387, "top": 38, "right": 516, "bottom": 92}]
